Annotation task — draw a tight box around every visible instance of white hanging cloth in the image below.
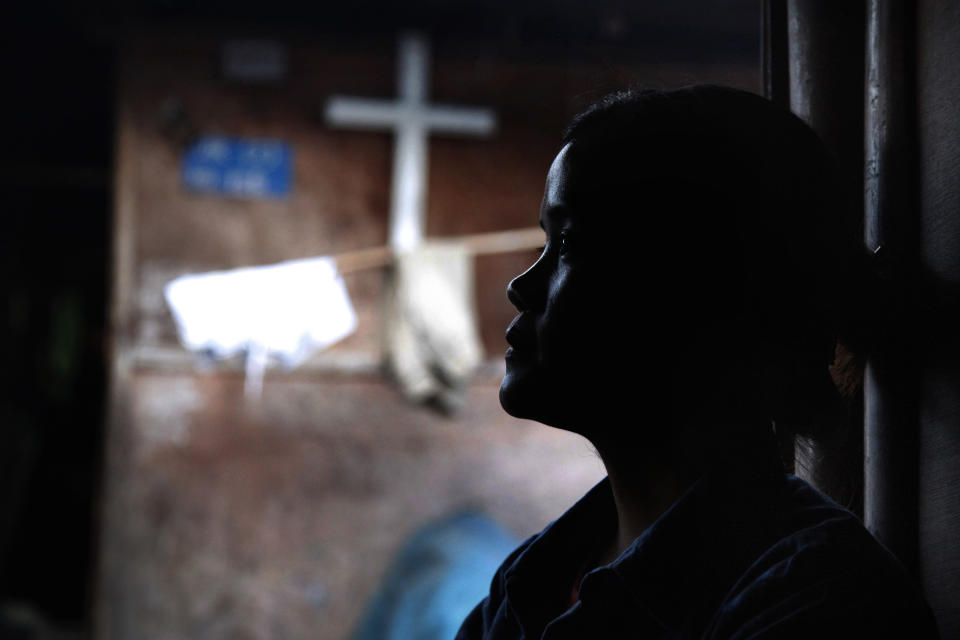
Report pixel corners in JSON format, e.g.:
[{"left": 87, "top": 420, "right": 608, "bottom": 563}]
[
  {"left": 164, "top": 256, "right": 358, "bottom": 395},
  {"left": 384, "top": 241, "right": 484, "bottom": 411}
]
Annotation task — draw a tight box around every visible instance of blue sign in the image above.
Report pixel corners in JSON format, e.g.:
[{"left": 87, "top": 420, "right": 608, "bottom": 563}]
[{"left": 182, "top": 137, "right": 292, "bottom": 198}]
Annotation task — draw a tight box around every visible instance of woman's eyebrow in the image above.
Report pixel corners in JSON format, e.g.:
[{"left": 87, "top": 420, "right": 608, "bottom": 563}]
[{"left": 540, "top": 205, "right": 570, "bottom": 230}]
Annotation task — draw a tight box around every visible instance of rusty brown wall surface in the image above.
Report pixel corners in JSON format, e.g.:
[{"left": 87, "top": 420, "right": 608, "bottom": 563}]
[
  {"left": 99, "top": 33, "right": 757, "bottom": 640},
  {"left": 119, "top": 34, "right": 757, "bottom": 358},
  {"left": 122, "top": 37, "right": 394, "bottom": 357},
  {"left": 100, "top": 372, "right": 605, "bottom": 639}
]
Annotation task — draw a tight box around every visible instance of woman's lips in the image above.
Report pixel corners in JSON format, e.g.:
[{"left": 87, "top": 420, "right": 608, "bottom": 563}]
[
  {"left": 505, "top": 319, "right": 534, "bottom": 361},
  {"left": 505, "top": 325, "right": 525, "bottom": 350}
]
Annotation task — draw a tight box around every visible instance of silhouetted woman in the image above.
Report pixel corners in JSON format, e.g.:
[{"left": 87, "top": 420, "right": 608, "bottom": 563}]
[{"left": 456, "top": 86, "right": 937, "bottom": 639}]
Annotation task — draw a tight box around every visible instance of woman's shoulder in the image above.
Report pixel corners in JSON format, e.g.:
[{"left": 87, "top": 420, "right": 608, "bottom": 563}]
[{"left": 706, "top": 476, "right": 939, "bottom": 638}]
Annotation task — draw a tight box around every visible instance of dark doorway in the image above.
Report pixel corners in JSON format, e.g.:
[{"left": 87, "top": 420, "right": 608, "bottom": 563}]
[{"left": 1, "top": 4, "right": 113, "bottom": 636}]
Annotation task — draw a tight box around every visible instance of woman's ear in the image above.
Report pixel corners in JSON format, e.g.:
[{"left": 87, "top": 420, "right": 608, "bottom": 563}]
[{"left": 756, "top": 340, "right": 848, "bottom": 443}]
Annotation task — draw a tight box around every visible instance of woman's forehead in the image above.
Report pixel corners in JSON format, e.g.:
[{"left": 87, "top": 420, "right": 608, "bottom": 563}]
[
  {"left": 544, "top": 143, "right": 575, "bottom": 206},
  {"left": 543, "top": 141, "right": 652, "bottom": 220}
]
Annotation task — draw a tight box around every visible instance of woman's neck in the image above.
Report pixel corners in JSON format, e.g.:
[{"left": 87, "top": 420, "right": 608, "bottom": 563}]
[{"left": 592, "top": 436, "right": 704, "bottom": 564}]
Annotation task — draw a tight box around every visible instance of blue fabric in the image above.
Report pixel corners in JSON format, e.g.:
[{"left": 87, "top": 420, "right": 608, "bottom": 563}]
[
  {"left": 352, "top": 510, "right": 518, "bottom": 640},
  {"left": 456, "top": 444, "right": 938, "bottom": 639}
]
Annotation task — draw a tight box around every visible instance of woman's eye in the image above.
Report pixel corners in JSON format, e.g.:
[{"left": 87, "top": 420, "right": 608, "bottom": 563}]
[{"left": 533, "top": 234, "right": 573, "bottom": 258}]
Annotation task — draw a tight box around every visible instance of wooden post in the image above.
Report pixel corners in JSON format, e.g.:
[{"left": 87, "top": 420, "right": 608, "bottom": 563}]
[
  {"left": 762, "top": 0, "right": 789, "bottom": 109},
  {"left": 863, "top": 0, "right": 920, "bottom": 575},
  {"left": 783, "top": 0, "right": 867, "bottom": 514},
  {"left": 96, "top": 71, "right": 139, "bottom": 640}
]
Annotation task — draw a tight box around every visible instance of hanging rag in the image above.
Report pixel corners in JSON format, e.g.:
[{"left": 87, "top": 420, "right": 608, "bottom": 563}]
[{"left": 384, "top": 241, "right": 483, "bottom": 411}]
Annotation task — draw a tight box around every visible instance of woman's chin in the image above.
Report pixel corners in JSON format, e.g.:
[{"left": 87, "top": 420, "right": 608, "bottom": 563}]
[
  {"left": 500, "top": 375, "right": 573, "bottom": 429},
  {"left": 498, "top": 372, "right": 538, "bottom": 420},
  {"left": 498, "top": 376, "right": 523, "bottom": 417}
]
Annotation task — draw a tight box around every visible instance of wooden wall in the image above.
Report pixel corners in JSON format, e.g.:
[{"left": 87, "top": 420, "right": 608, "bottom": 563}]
[{"left": 917, "top": 1, "right": 960, "bottom": 635}]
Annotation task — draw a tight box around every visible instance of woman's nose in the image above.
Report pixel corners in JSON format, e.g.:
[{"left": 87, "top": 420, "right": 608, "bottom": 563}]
[
  {"left": 506, "top": 276, "right": 526, "bottom": 311},
  {"left": 506, "top": 260, "right": 543, "bottom": 312}
]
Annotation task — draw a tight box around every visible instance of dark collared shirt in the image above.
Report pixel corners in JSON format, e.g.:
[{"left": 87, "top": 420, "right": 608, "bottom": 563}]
[{"left": 456, "top": 447, "right": 937, "bottom": 639}]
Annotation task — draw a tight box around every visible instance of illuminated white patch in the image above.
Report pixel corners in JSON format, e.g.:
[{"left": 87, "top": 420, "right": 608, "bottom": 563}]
[{"left": 164, "top": 257, "right": 357, "bottom": 396}]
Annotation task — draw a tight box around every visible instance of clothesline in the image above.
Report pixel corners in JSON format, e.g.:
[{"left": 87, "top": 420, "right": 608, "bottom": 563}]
[{"left": 333, "top": 227, "right": 543, "bottom": 274}]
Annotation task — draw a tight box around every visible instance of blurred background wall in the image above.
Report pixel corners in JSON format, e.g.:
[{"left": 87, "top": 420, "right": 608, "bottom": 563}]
[{"left": 3, "top": 2, "right": 759, "bottom": 639}]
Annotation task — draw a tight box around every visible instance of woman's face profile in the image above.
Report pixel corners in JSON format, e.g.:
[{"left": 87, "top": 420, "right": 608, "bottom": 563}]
[{"left": 500, "top": 142, "right": 642, "bottom": 432}]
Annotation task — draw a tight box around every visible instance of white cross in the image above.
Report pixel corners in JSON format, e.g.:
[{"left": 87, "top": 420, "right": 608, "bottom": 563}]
[{"left": 325, "top": 32, "right": 497, "bottom": 252}]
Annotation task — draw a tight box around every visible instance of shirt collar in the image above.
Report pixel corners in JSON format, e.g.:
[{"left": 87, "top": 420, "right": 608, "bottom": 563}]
[
  {"left": 503, "top": 435, "right": 789, "bottom": 636},
  {"left": 503, "top": 479, "right": 618, "bottom": 638}
]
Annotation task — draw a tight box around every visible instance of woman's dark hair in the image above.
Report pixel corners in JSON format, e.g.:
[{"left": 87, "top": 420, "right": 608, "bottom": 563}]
[{"left": 560, "top": 85, "right": 876, "bottom": 444}]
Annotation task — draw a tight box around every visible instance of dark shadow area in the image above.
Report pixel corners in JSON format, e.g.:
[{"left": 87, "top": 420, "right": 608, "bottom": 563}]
[{"left": 1, "top": 4, "right": 114, "bottom": 636}]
